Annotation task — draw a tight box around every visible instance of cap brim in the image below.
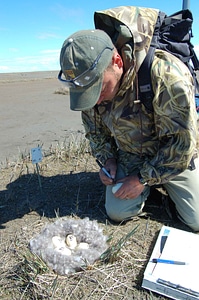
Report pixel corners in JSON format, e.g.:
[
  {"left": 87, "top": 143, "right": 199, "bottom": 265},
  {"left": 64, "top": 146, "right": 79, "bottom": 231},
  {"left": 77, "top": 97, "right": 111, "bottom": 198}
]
[{"left": 69, "top": 77, "right": 102, "bottom": 111}]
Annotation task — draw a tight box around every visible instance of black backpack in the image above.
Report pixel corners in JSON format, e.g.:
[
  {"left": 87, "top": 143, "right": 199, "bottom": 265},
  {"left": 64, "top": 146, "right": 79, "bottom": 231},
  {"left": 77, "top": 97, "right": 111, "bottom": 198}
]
[{"left": 138, "top": 9, "right": 199, "bottom": 113}]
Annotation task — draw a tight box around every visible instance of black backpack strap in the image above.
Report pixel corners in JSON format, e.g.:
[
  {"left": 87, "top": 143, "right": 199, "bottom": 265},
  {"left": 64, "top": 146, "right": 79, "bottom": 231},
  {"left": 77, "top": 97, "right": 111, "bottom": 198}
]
[
  {"left": 138, "top": 47, "right": 199, "bottom": 113},
  {"left": 138, "top": 47, "right": 155, "bottom": 112},
  {"left": 137, "top": 11, "right": 165, "bottom": 112}
]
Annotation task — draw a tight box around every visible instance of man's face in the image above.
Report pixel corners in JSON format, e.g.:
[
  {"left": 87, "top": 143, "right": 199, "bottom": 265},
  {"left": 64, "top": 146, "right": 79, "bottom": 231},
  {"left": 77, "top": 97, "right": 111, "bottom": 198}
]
[{"left": 96, "top": 53, "right": 123, "bottom": 105}]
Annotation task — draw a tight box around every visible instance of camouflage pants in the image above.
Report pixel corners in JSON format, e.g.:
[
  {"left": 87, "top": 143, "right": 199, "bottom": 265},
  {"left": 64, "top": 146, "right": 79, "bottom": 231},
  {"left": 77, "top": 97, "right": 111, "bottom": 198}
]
[{"left": 105, "top": 157, "right": 199, "bottom": 231}]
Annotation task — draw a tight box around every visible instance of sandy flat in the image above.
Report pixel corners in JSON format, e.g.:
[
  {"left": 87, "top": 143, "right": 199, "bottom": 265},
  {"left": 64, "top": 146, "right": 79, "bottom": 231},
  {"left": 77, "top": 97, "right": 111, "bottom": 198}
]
[{"left": 0, "top": 71, "right": 83, "bottom": 164}]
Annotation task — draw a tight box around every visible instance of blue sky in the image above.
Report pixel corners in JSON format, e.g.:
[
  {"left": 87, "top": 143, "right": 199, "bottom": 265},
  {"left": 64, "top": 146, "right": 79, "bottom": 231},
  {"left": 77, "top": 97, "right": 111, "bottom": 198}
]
[{"left": 0, "top": 0, "right": 199, "bottom": 73}]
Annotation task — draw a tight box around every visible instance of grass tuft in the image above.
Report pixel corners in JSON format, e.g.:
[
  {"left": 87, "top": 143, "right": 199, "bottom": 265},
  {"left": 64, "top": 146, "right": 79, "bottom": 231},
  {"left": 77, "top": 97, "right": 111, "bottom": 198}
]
[{"left": 100, "top": 225, "right": 139, "bottom": 263}]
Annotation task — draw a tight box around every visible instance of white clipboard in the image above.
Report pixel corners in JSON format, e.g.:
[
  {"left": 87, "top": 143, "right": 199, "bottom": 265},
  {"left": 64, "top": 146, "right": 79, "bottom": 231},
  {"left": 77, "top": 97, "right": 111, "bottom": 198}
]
[{"left": 142, "top": 226, "right": 199, "bottom": 300}]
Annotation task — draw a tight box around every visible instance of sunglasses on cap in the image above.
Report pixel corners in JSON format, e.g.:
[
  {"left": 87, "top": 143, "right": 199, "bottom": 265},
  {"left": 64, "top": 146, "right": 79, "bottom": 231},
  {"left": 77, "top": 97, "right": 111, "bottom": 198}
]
[{"left": 58, "top": 46, "right": 114, "bottom": 88}]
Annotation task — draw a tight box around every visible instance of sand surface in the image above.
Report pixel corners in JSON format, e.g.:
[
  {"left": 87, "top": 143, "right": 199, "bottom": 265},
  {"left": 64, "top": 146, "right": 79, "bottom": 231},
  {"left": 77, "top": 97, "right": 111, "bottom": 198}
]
[{"left": 0, "top": 71, "right": 83, "bottom": 164}]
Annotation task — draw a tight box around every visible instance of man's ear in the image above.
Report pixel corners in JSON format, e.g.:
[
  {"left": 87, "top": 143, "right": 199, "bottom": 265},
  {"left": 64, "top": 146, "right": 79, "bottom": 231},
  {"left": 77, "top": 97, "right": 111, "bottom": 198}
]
[{"left": 112, "top": 53, "right": 123, "bottom": 69}]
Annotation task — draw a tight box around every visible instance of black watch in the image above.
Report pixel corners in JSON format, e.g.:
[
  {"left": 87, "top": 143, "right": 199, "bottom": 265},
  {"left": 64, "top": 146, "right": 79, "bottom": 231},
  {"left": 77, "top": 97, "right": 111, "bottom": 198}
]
[{"left": 137, "top": 172, "right": 148, "bottom": 186}]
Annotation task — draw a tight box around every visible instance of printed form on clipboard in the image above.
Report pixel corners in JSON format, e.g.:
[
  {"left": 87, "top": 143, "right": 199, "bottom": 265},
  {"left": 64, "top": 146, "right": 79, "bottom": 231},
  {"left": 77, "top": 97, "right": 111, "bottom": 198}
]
[{"left": 142, "top": 226, "right": 199, "bottom": 300}]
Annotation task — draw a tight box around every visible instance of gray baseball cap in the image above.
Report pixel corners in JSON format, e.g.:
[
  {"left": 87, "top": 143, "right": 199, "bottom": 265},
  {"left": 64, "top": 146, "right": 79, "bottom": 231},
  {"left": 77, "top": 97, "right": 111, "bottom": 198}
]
[{"left": 59, "top": 29, "right": 114, "bottom": 111}]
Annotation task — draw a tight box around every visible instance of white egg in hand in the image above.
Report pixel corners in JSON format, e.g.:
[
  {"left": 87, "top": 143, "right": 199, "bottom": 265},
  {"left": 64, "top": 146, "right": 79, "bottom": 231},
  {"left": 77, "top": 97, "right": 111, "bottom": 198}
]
[{"left": 112, "top": 182, "right": 123, "bottom": 194}]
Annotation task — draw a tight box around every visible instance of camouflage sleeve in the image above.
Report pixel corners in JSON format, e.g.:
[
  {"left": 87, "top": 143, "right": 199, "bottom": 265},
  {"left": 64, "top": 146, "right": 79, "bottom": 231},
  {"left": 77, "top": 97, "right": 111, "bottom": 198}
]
[
  {"left": 140, "top": 50, "right": 198, "bottom": 185},
  {"left": 81, "top": 109, "right": 117, "bottom": 164}
]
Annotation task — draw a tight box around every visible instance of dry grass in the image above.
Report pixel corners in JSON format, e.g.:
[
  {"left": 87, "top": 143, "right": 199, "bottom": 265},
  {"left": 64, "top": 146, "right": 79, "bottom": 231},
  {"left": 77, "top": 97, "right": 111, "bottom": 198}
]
[
  {"left": 0, "top": 134, "right": 191, "bottom": 300},
  {"left": 54, "top": 86, "right": 69, "bottom": 95}
]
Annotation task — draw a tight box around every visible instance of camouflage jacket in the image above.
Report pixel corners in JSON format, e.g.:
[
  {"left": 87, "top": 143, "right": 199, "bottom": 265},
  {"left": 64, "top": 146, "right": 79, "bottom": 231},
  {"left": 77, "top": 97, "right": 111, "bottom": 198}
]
[{"left": 82, "top": 6, "right": 198, "bottom": 186}]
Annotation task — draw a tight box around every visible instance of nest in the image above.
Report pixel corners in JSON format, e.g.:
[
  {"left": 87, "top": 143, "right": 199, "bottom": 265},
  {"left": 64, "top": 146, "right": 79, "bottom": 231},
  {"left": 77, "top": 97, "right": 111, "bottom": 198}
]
[{"left": 29, "top": 218, "right": 108, "bottom": 275}]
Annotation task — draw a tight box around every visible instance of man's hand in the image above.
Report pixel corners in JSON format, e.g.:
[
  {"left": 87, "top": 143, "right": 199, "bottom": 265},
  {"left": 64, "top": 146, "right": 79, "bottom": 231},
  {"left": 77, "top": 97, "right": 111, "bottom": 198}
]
[
  {"left": 99, "top": 158, "right": 117, "bottom": 185},
  {"left": 113, "top": 175, "right": 145, "bottom": 199}
]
